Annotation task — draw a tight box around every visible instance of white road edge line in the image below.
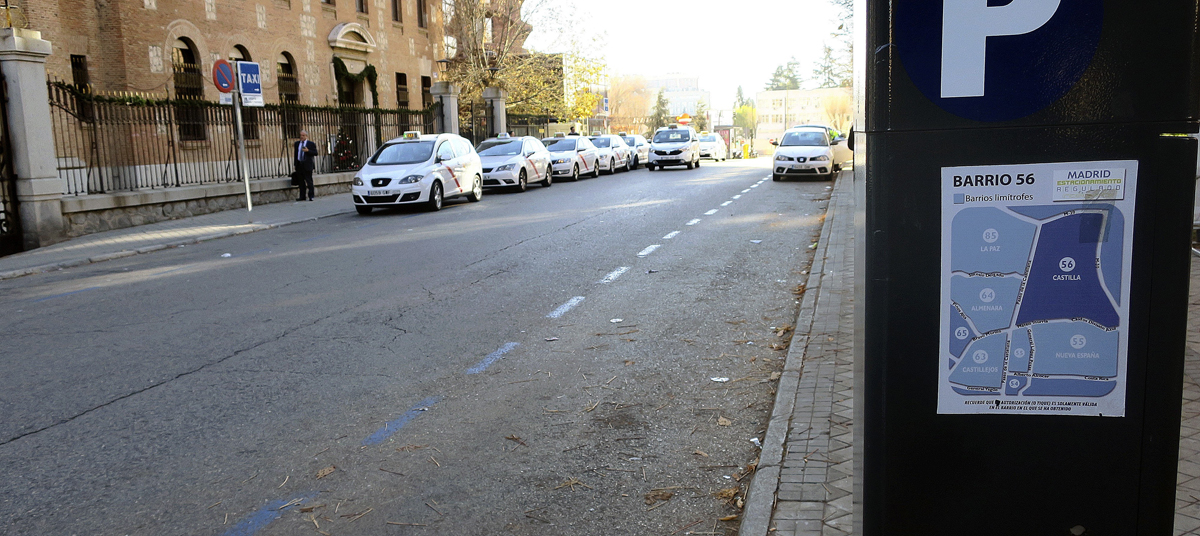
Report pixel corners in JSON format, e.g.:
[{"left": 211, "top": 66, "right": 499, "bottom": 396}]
[
  {"left": 721, "top": 201, "right": 732, "bottom": 206},
  {"left": 636, "top": 245, "right": 661, "bottom": 257},
  {"left": 663, "top": 231, "right": 681, "bottom": 239},
  {"left": 704, "top": 209, "right": 719, "bottom": 215},
  {"left": 599, "top": 266, "right": 631, "bottom": 284},
  {"left": 686, "top": 218, "right": 702, "bottom": 226},
  {"left": 546, "top": 296, "right": 585, "bottom": 318}
]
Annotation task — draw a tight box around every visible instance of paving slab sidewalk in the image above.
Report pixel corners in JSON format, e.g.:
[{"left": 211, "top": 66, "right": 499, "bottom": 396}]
[
  {"left": 742, "top": 173, "right": 1200, "bottom": 535},
  {"left": 0, "top": 196, "right": 354, "bottom": 280}
]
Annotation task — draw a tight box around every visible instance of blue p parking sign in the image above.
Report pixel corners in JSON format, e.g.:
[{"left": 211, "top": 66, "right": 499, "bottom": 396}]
[
  {"left": 236, "top": 61, "right": 264, "bottom": 107},
  {"left": 895, "top": 0, "right": 1103, "bottom": 122}
]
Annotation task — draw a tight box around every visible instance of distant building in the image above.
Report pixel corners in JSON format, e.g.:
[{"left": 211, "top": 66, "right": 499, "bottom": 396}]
[
  {"left": 28, "top": 0, "right": 448, "bottom": 108},
  {"left": 646, "top": 75, "right": 711, "bottom": 118},
  {"left": 754, "top": 87, "right": 852, "bottom": 154}
]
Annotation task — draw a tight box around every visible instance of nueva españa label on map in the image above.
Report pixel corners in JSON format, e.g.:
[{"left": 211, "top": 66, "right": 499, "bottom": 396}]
[{"left": 940, "top": 160, "right": 1137, "bottom": 417}]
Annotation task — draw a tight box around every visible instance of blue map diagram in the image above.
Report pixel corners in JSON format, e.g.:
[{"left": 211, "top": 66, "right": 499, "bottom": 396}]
[{"left": 947, "top": 205, "right": 1124, "bottom": 399}]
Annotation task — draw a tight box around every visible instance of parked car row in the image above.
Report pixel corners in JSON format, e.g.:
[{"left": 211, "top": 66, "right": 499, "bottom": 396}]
[{"left": 351, "top": 129, "right": 706, "bottom": 214}]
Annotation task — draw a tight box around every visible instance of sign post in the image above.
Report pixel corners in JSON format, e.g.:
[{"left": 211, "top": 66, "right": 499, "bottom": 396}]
[{"left": 856, "top": 1, "right": 1199, "bottom": 533}]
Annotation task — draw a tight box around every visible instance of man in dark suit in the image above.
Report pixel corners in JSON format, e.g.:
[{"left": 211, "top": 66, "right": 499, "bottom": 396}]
[{"left": 294, "top": 130, "right": 317, "bottom": 201}]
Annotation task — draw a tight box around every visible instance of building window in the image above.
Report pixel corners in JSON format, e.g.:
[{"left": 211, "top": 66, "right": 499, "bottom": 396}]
[
  {"left": 395, "top": 73, "right": 409, "bottom": 108},
  {"left": 228, "top": 45, "right": 259, "bottom": 140},
  {"left": 171, "top": 38, "right": 206, "bottom": 141},
  {"left": 417, "top": 0, "right": 427, "bottom": 28},
  {"left": 391, "top": 0, "right": 401, "bottom": 21},
  {"left": 356, "top": 0, "right": 367, "bottom": 13},
  {"left": 70, "top": 55, "right": 94, "bottom": 121},
  {"left": 421, "top": 75, "right": 432, "bottom": 108},
  {"left": 278, "top": 52, "right": 301, "bottom": 138},
  {"left": 322, "top": 0, "right": 334, "bottom": 5}
]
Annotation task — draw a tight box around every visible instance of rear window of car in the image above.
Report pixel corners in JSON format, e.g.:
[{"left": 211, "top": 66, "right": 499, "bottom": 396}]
[
  {"left": 621, "top": 136, "right": 637, "bottom": 145},
  {"left": 543, "top": 138, "right": 577, "bottom": 151},
  {"left": 371, "top": 141, "right": 434, "bottom": 165},
  {"left": 700, "top": 135, "right": 718, "bottom": 142},
  {"left": 653, "top": 130, "right": 688, "bottom": 143},
  {"left": 590, "top": 137, "right": 611, "bottom": 148}
]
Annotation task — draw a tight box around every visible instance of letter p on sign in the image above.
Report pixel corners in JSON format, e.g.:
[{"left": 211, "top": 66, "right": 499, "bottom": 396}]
[{"left": 941, "top": 0, "right": 1062, "bottom": 98}]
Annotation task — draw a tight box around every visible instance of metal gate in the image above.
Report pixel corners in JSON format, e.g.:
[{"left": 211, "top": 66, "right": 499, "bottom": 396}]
[
  {"left": 459, "top": 100, "right": 492, "bottom": 145},
  {"left": 0, "top": 73, "right": 21, "bottom": 257}
]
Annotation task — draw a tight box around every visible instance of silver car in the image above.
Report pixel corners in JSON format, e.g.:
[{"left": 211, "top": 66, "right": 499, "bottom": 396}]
[
  {"left": 620, "top": 133, "right": 649, "bottom": 170},
  {"left": 477, "top": 134, "right": 553, "bottom": 191}
]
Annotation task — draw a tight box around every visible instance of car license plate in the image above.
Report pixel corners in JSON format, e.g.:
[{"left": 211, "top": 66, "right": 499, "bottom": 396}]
[
  {"left": 792, "top": 164, "right": 806, "bottom": 170},
  {"left": 368, "top": 190, "right": 389, "bottom": 196}
]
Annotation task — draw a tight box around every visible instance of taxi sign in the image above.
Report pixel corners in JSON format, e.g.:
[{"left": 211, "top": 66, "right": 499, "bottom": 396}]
[
  {"left": 403, "top": 130, "right": 422, "bottom": 139},
  {"left": 236, "top": 61, "right": 263, "bottom": 107},
  {"left": 212, "top": 59, "right": 235, "bottom": 93},
  {"left": 496, "top": 133, "right": 510, "bottom": 138},
  {"left": 554, "top": 132, "right": 566, "bottom": 138}
]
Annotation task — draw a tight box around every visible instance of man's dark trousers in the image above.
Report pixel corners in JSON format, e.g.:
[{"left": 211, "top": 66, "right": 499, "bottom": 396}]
[{"left": 294, "top": 139, "right": 317, "bottom": 200}]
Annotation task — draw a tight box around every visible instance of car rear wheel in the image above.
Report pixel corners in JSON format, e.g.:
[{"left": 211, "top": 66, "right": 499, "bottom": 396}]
[
  {"left": 685, "top": 160, "right": 694, "bottom": 170},
  {"left": 355, "top": 205, "right": 372, "bottom": 215},
  {"left": 631, "top": 156, "right": 639, "bottom": 170},
  {"left": 467, "top": 175, "right": 483, "bottom": 202},
  {"left": 516, "top": 169, "right": 528, "bottom": 192},
  {"left": 604, "top": 158, "right": 615, "bottom": 175},
  {"left": 427, "top": 181, "right": 443, "bottom": 211},
  {"left": 570, "top": 165, "right": 580, "bottom": 181},
  {"left": 541, "top": 167, "right": 553, "bottom": 187},
  {"left": 590, "top": 160, "right": 600, "bottom": 178}
]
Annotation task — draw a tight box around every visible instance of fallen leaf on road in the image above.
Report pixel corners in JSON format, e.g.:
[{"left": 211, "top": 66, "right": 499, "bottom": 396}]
[
  {"left": 717, "top": 417, "right": 732, "bottom": 426},
  {"left": 769, "top": 372, "right": 782, "bottom": 381},
  {"left": 643, "top": 490, "right": 674, "bottom": 505},
  {"left": 719, "top": 514, "right": 739, "bottom": 521},
  {"left": 555, "top": 477, "right": 590, "bottom": 491},
  {"left": 505, "top": 434, "right": 528, "bottom": 447},
  {"left": 693, "top": 449, "right": 709, "bottom": 457},
  {"left": 315, "top": 466, "right": 335, "bottom": 479},
  {"left": 624, "top": 360, "right": 635, "bottom": 366},
  {"left": 714, "top": 487, "right": 739, "bottom": 501}
]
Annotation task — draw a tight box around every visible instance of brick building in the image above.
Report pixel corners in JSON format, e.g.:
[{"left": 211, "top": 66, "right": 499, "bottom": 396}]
[{"left": 26, "top": 0, "right": 447, "bottom": 108}]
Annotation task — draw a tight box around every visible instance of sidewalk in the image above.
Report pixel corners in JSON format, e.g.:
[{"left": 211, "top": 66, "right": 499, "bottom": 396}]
[
  {"left": 742, "top": 175, "right": 1200, "bottom": 536},
  {"left": 0, "top": 196, "right": 354, "bottom": 280}
]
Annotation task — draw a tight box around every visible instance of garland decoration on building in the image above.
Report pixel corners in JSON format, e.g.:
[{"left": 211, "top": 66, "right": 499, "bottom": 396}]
[{"left": 332, "top": 56, "right": 378, "bottom": 107}]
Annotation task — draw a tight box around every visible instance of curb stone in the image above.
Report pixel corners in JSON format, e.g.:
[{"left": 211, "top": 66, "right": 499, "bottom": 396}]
[{"left": 740, "top": 180, "right": 840, "bottom": 536}]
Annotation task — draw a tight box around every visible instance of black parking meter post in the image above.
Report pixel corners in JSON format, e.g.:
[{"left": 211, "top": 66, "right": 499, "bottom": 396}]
[{"left": 854, "top": 1, "right": 1200, "bottom": 534}]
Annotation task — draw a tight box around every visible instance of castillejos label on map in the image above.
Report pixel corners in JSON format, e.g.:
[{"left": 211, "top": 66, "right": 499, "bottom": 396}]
[{"left": 939, "top": 160, "right": 1137, "bottom": 417}]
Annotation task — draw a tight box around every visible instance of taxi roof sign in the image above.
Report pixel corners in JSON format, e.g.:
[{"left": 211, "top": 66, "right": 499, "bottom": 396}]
[
  {"left": 497, "top": 133, "right": 510, "bottom": 138},
  {"left": 554, "top": 132, "right": 566, "bottom": 138},
  {"left": 402, "top": 130, "right": 422, "bottom": 139}
]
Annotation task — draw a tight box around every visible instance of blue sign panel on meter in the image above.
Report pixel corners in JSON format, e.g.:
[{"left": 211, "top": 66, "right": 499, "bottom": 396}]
[
  {"left": 895, "top": 0, "right": 1103, "bottom": 122},
  {"left": 236, "top": 61, "right": 264, "bottom": 107}
]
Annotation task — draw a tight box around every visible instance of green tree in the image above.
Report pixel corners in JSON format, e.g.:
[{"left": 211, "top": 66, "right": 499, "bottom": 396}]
[
  {"left": 733, "top": 103, "right": 757, "bottom": 141},
  {"left": 830, "top": 0, "right": 853, "bottom": 87},
  {"left": 734, "top": 86, "right": 745, "bottom": 109},
  {"left": 648, "top": 89, "right": 672, "bottom": 132},
  {"left": 693, "top": 101, "right": 710, "bottom": 131},
  {"left": 812, "top": 44, "right": 840, "bottom": 88},
  {"left": 765, "top": 57, "right": 801, "bottom": 90}
]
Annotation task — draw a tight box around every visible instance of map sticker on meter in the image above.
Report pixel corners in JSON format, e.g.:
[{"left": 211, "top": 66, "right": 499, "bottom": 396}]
[{"left": 939, "top": 160, "right": 1137, "bottom": 417}]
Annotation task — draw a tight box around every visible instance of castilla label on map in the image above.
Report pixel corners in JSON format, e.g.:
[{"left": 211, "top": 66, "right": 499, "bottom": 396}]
[{"left": 940, "top": 160, "right": 1137, "bottom": 417}]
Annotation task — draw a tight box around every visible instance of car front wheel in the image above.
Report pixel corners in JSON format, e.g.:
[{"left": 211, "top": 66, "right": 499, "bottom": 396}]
[
  {"left": 467, "top": 175, "right": 483, "bottom": 202},
  {"left": 427, "top": 181, "right": 443, "bottom": 211},
  {"left": 355, "top": 205, "right": 372, "bottom": 215},
  {"left": 541, "top": 167, "right": 553, "bottom": 187},
  {"left": 516, "top": 169, "right": 528, "bottom": 192}
]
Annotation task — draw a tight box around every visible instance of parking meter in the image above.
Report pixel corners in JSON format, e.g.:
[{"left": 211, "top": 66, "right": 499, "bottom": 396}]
[{"left": 854, "top": 1, "right": 1200, "bottom": 534}]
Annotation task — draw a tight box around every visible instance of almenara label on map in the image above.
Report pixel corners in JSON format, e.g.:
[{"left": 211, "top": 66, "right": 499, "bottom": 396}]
[{"left": 939, "top": 160, "right": 1137, "bottom": 417}]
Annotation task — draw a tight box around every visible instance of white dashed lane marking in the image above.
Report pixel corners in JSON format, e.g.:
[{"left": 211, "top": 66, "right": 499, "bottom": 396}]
[
  {"left": 599, "top": 266, "right": 630, "bottom": 284},
  {"left": 546, "top": 296, "right": 585, "bottom": 318},
  {"left": 704, "top": 209, "right": 719, "bottom": 215},
  {"left": 721, "top": 201, "right": 732, "bottom": 206},
  {"left": 741, "top": 189, "right": 751, "bottom": 193},
  {"left": 686, "top": 219, "right": 702, "bottom": 226},
  {"left": 636, "top": 245, "right": 661, "bottom": 258},
  {"left": 663, "top": 231, "right": 681, "bottom": 239}
]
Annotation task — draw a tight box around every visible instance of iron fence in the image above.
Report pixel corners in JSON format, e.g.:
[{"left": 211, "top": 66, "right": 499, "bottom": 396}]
[
  {"left": 49, "top": 81, "right": 438, "bottom": 196},
  {"left": 508, "top": 114, "right": 552, "bottom": 139}
]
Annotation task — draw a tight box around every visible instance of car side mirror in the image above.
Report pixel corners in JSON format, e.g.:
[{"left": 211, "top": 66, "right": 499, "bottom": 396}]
[{"left": 770, "top": 139, "right": 778, "bottom": 146}]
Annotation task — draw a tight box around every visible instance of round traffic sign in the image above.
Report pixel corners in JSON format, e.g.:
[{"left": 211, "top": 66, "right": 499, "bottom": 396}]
[{"left": 213, "top": 59, "right": 235, "bottom": 93}]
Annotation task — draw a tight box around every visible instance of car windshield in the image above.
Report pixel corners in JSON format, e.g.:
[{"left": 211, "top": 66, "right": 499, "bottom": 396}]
[
  {"left": 476, "top": 139, "right": 522, "bottom": 156},
  {"left": 700, "top": 135, "right": 718, "bottom": 142},
  {"left": 590, "top": 137, "right": 611, "bottom": 148},
  {"left": 371, "top": 141, "right": 435, "bottom": 165},
  {"left": 653, "top": 130, "right": 688, "bottom": 143},
  {"left": 780, "top": 131, "right": 828, "bottom": 147},
  {"left": 543, "top": 138, "right": 577, "bottom": 151},
  {"left": 621, "top": 136, "right": 637, "bottom": 146}
]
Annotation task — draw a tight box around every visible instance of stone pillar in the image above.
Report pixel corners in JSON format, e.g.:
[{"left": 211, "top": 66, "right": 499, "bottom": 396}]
[
  {"left": 482, "top": 87, "right": 507, "bottom": 136},
  {"left": 430, "top": 82, "right": 460, "bottom": 134},
  {"left": 0, "top": 29, "right": 64, "bottom": 250}
]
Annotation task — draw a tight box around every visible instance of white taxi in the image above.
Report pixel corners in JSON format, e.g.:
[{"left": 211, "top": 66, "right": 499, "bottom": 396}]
[
  {"left": 588, "top": 134, "right": 633, "bottom": 174},
  {"left": 541, "top": 134, "right": 600, "bottom": 181},
  {"left": 698, "top": 131, "right": 727, "bottom": 161},
  {"left": 647, "top": 125, "right": 700, "bottom": 170},
  {"left": 476, "top": 134, "right": 553, "bottom": 192},
  {"left": 619, "top": 133, "right": 650, "bottom": 169},
  {"left": 771, "top": 126, "right": 836, "bottom": 181},
  {"left": 351, "top": 131, "right": 484, "bottom": 213}
]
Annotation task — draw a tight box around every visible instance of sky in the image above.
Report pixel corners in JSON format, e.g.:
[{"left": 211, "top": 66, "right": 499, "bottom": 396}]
[{"left": 523, "top": 0, "right": 847, "bottom": 116}]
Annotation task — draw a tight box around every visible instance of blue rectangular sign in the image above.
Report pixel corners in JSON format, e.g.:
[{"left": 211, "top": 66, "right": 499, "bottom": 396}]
[{"left": 236, "top": 61, "right": 264, "bottom": 107}]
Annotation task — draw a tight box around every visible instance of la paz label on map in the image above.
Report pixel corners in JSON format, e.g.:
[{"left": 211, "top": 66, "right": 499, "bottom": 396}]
[{"left": 939, "top": 160, "right": 1137, "bottom": 417}]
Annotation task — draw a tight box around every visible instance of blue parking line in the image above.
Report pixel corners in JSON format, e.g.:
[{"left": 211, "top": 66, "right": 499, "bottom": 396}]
[
  {"left": 466, "top": 342, "right": 519, "bottom": 374},
  {"left": 32, "top": 287, "right": 100, "bottom": 303},
  {"left": 299, "top": 234, "right": 332, "bottom": 243},
  {"left": 362, "top": 396, "right": 440, "bottom": 446},
  {"left": 220, "top": 491, "right": 318, "bottom": 536}
]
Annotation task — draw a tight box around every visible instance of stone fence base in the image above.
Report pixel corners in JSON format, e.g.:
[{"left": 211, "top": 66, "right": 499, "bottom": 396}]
[{"left": 59, "top": 172, "right": 355, "bottom": 238}]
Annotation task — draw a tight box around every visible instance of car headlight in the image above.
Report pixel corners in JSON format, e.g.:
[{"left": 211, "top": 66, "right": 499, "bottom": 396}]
[
  {"left": 353, "top": 176, "right": 364, "bottom": 185},
  {"left": 495, "top": 163, "right": 516, "bottom": 172},
  {"left": 553, "top": 158, "right": 570, "bottom": 164},
  {"left": 398, "top": 174, "right": 424, "bottom": 184},
  {"left": 775, "top": 155, "right": 794, "bottom": 161},
  {"left": 810, "top": 155, "right": 830, "bottom": 161}
]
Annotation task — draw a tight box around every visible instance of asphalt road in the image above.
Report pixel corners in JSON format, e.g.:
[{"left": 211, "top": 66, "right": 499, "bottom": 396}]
[{"left": 0, "top": 158, "right": 833, "bottom": 535}]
